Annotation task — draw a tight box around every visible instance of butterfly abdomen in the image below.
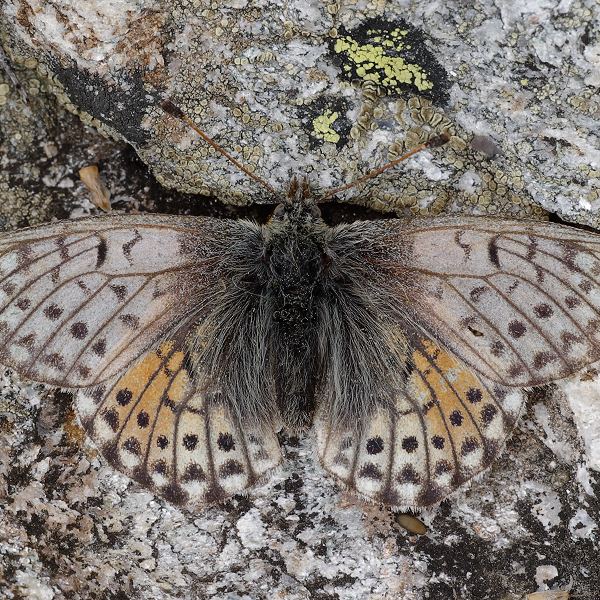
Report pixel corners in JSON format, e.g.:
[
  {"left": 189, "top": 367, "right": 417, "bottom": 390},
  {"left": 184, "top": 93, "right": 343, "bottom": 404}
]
[{"left": 264, "top": 224, "right": 329, "bottom": 429}]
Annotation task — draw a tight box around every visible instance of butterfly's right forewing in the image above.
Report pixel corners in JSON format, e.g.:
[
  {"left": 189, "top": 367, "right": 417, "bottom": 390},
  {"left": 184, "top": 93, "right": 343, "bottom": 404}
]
[{"left": 375, "top": 217, "right": 600, "bottom": 387}]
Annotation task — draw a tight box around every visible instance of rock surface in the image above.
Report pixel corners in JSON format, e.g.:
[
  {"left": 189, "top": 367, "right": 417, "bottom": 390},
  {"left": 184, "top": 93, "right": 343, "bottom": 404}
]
[{"left": 1, "top": 0, "right": 598, "bottom": 222}]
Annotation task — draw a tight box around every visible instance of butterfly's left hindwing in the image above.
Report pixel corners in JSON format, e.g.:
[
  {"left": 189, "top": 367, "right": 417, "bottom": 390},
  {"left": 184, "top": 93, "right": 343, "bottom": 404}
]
[{"left": 75, "top": 326, "right": 283, "bottom": 506}]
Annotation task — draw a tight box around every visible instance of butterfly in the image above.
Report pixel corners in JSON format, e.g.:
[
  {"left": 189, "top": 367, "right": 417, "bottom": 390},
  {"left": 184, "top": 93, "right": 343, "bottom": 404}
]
[{"left": 1, "top": 103, "right": 600, "bottom": 510}]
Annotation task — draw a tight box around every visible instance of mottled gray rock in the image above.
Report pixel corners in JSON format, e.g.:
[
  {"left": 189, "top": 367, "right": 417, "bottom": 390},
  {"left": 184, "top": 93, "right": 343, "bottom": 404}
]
[{"left": 1, "top": 0, "right": 598, "bottom": 223}]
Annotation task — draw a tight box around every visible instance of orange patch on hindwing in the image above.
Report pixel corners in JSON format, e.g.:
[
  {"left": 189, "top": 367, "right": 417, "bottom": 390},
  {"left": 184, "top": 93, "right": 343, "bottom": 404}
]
[
  {"left": 99, "top": 343, "right": 193, "bottom": 471},
  {"left": 409, "top": 338, "right": 491, "bottom": 474}
]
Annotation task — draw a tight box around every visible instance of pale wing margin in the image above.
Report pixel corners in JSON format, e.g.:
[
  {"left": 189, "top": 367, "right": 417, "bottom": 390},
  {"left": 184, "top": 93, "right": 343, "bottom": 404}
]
[
  {"left": 370, "top": 217, "right": 600, "bottom": 387},
  {"left": 0, "top": 214, "right": 250, "bottom": 388}
]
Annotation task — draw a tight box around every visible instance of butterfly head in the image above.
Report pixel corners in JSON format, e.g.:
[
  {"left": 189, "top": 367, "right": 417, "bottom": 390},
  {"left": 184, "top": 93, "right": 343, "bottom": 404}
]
[{"left": 268, "top": 177, "right": 323, "bottom": 227}]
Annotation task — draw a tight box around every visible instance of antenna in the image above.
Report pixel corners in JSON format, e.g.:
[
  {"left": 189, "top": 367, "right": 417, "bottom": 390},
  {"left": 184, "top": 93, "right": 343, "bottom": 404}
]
[
  {"left": 161, "top": 100, "right": 285, "bottom": 203},
  {"left": 161, "top": 100, "right": 449, "bottom": 205},
  {"left": 317, "top": 133, "right": 450, "bottom": 202}
]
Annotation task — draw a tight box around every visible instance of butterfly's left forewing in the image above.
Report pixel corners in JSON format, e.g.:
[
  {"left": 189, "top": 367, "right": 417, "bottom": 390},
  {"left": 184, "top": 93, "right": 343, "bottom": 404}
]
[{"left": 0, "top": 214, "right": 238, "bottom": 387}]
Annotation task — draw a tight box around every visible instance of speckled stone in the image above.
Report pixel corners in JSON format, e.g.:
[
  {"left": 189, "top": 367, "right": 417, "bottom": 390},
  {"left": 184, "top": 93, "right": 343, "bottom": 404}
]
[{"left": 1, "top": 0, "right": 598, "bottom": 223}]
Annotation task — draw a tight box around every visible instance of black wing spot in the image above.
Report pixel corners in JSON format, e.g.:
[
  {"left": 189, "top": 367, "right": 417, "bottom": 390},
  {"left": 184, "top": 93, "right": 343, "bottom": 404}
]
[
  {"left": 508, "top": 320, "right": 526, "bottom": 339},
  {"left": 95, "top": 237, "right": 108, "bottom": 269},
  {"left": 560, "top": 331, "right": 581, "bottom": 351},
  {"left": 116, "top": 388, "right": 133, "bottom": 406},
  {"left": 137, "top": 411, "right": 150, "bottom": 428},
  {"left": 182, "top": 464, "right": 206, "bottom": 483},
  {"left": 15, "top": 298, "right": 31, "bottom": 311},
  {"left": 119, "top": 314, "right": 140, "bottom": 330},
  {"left": 469, "top": 286, "right": 488, "bottom": 302},
  {"left": 70, "top": 322, "right": 89, "bottom": 339},
  {"left": 161, "top": 484, "right": 189, "bottom": 505},
  {"left": 219, "top": 460, "right": 245, "bottom": 478},
  {"left": 449, "top": 410, "right": 464, "bottom": 427},
  {"left": 488, "top": 237, "right": 500, "bottom": 268},
  {"left": 42, "top": 353, "right": 66, "bottom": 371},
  {"left": 156, "top": 435, "right": 169, "bottom": 449},
  {"left": 534, "top": 303, "right": 554, "bottom": 319},
  {"left": 77, "top": 365, "right": 91, "bottom": 379},
  {"left": 507, "top": 363, "right": 526, "bottom": 378},
  {"left": 43, "top": 303, "right": 63, "bottom": 321},
  {"left": 455, "top": 231, "right": 471, "bottom": 260},
  {"left": 76, "top": 280, "right": 91, "bottom": 293},
  {"left": 122, "top": 231, "right": 142, "bottom": 263},
  {"left": 396, "top": 465, "right": 420, "bottom": 484},
  {"left": 183, "top": 434, "right": 198, "bottom": 451},
  {"left": 358, "top": 463, "right": 383, "bottom": 480},
  {"left": 481, "top": 404, "right": 498, "bottom": 425},
  {"left": 90, "top": 385, "right": 106, "bottom": 404},
  {"left": 401, "top": 436, "right": 419, "bottom": 453},
  {"left": 490, "top": 340, "right": 506, "bottom": 357},
  {"left": 92, "top": 338, "right": 107, "bottom": 356},
  {"left": 434, "top": 461, "right": 453, "bottom": 476},
  {"left": 366, "top": 436, "right": 384, "bottom": 455},
  {"left": 110, "top": 285, "right": 128, "bottom": 301},
  {"left": 461, "top": 437, "right": 480, "bottom": 455},
  {"left": 103, "top": 409, "right": 119, "bottom": 432},
  {"left": 152, "top": 460, "right": 167, "bottom": 475},
  {"left": 17, "top": 333, "right": 36, "bottom": 349},
  {"left": 56, "top": 237, "right": 69, "bottom": 260},
  {"left": 217, "top": 432, "right": 236, "bottom": 452},
  {"left": 123, "top": 437, "right": 141, "bottom": 455},
  {"left": 16, "top": 244, "right": 33, "bottom": 267},
  {"left": 466, "top": 388, "right": 483, "bottom": 404},
  {"left": 533, "top": 351, "right": 556, "bottom": 369},
  {"left": 431, "top": 435, "right": 445, "bottom": 450}
]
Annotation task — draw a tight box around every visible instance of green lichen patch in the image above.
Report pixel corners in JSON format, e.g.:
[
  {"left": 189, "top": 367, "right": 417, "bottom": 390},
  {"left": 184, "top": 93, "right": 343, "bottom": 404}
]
[
  {"left": 330, "top": 18, "right": 450, "bottom": 104},
  {"left": 298, "top": 96, "right": 352, "bottom": 148}
]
